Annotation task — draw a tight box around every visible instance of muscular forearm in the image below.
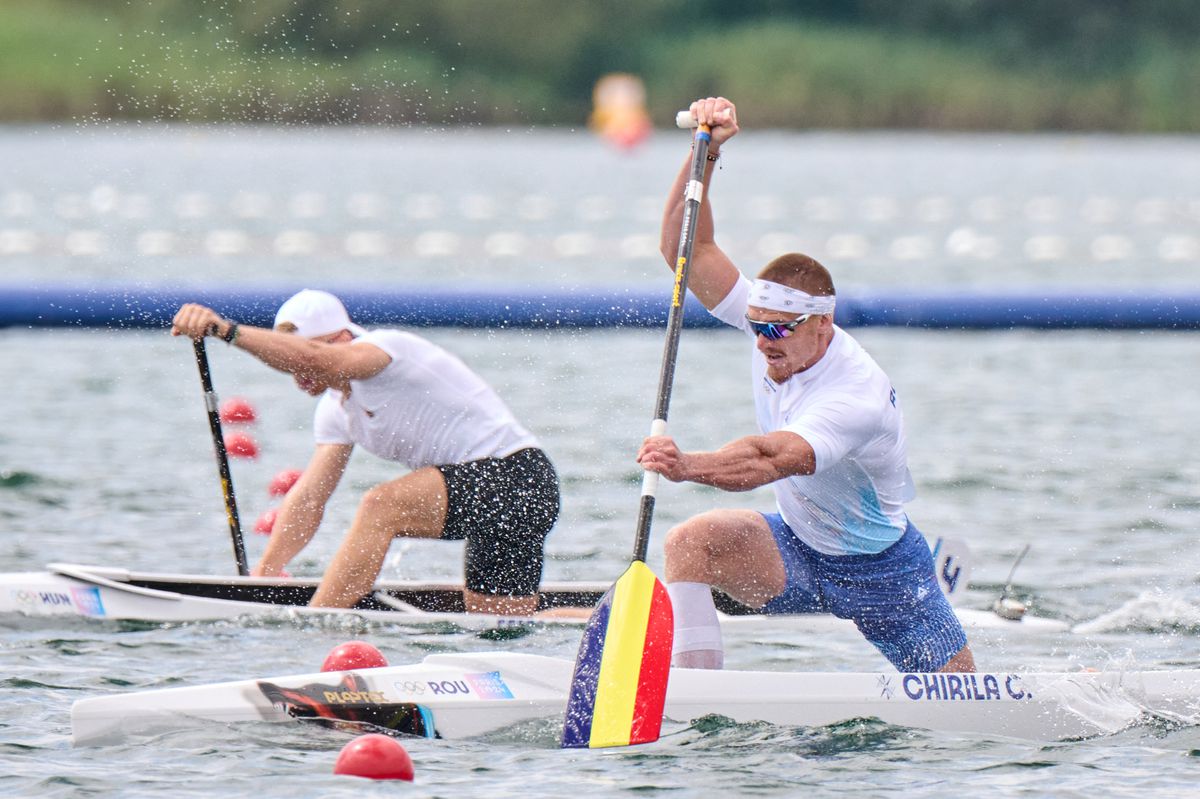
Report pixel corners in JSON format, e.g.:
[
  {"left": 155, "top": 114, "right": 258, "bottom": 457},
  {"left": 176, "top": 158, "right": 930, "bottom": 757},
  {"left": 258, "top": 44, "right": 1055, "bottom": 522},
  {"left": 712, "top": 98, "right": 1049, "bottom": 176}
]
[
  {"left": 232, "top": 325, "right": 330, "bottom": 378},
  {"left": 657, "top": 104, "right": 741, "bottom": 311},
  {"left": 254, "top": 495, "right": 326, "bottom": 575},
  {"left": 674, "top": 434, "right": 815, "bottom": 492},
  {"left": 176, "top": 308, "right": 340, "bottom": 382},
  {"left": 659, "top": 146, "right": 720, "bottom": 270}
]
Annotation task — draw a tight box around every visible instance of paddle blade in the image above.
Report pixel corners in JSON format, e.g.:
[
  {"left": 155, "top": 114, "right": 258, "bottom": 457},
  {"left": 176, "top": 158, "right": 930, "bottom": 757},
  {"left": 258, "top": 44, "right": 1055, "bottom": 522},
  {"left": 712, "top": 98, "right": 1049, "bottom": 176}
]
[{"left": 561, "top": 561, "right": 673, "bottom": 748}]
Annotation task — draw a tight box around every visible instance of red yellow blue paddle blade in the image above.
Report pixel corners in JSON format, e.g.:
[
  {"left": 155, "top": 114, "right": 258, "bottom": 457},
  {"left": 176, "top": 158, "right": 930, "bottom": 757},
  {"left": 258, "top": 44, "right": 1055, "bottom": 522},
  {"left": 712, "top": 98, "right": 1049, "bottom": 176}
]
[{"left": 561, "top": 560, "right": 674, "bottom": 748}]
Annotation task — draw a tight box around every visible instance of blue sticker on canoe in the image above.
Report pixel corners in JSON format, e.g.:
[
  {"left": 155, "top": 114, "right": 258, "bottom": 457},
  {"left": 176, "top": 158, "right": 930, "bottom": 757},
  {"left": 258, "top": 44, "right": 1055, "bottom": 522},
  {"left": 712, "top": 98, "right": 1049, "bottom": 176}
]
[
  {"left": 70, "top": 587, "right": 106, "bottom": 617},
  {"left": 464, "top": 671, "right": 514, "bottom": 700}
]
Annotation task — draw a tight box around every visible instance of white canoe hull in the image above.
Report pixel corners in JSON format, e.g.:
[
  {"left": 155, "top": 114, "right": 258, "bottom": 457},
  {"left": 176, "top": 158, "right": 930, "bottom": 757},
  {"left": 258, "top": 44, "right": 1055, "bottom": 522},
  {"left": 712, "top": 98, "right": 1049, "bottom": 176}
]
[
  {"left": 0, "top": 564, "right": 580, "bottom": 628},
  {"left": 0, "top": 563, "right": 1069, "bottom": 633},
  {"left": 71, "top": 651, "right": 1200, "bottom": 746}
]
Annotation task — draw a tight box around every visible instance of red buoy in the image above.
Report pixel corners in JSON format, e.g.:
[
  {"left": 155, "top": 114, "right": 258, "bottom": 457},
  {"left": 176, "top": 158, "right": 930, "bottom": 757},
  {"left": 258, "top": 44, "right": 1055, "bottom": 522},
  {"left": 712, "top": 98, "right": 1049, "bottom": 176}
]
[
  {"left": 267, "top": 468, "right": 303, "bottom": 496},
  {"left": 219, "top": 397, "right": 257, "bottom": 424},
  {"left": 253, "top": 508, "right": 277, "bottom": 535},
  {"left": 321, "top": 640, "right": 389, "bottom": 672},
  {"left": 223, "top": 431, "right": 259, "bottom": 459},
  {"left": 333, "top": 733, "right": 414, "bottom": 781}
]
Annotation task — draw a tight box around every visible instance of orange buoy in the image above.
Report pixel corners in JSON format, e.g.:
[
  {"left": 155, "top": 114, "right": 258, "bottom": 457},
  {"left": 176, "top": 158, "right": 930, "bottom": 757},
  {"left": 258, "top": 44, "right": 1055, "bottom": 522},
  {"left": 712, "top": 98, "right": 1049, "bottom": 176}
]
[
  {"left": 321, "top": 640, "right": 389, "bottom": 672},
  {"left": 223, "top": 431, "right": 259, "bottom": 459},
  {"left": 590, "top": 73, "right": 653, "bottom": 151},
  {"left": 333, "top": 733, "right": 414, "bottom": 781},
  {"left": 219, "top": 397, "right": 257, "bottom": 424},
  {"left": 267, "top": 468, "right": 303, "bottom": 496},
  {"left": 253, "top": 507, "right": 277, "bottom": 535}
]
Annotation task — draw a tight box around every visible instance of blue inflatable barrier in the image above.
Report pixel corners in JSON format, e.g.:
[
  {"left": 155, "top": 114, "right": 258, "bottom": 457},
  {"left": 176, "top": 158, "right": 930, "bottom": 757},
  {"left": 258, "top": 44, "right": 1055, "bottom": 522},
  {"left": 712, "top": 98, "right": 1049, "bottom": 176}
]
[
  {"left": 1, "top": 283, "right": 1199, "bottom": 331},
  {"left": 839, "top": 290, "right": 1200, "bottom": 330},
  {"left": 0, "top": 284, "right": 724, "bottom": 330}
]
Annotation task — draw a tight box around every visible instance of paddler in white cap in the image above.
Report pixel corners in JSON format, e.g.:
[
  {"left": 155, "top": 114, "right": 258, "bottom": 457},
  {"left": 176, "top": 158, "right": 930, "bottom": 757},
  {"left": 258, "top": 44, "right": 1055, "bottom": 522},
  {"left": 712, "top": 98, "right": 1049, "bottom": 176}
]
[{"left": 171, "top": 289, "right": 560, "bottom": 615}]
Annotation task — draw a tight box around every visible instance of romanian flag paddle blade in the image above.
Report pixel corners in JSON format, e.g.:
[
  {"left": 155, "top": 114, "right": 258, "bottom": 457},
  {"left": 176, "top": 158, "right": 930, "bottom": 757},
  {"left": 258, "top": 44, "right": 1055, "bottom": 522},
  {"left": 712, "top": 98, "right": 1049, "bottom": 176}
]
[{"left": 561, "top": 560, "right": 674, "bottom": 748}]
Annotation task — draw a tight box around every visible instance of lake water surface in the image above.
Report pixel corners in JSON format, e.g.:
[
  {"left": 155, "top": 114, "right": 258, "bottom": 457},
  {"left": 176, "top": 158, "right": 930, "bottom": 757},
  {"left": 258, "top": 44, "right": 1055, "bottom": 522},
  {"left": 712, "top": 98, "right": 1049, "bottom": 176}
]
[{"left": 2, "top": 126, "right": 1199, "bottom": 798}]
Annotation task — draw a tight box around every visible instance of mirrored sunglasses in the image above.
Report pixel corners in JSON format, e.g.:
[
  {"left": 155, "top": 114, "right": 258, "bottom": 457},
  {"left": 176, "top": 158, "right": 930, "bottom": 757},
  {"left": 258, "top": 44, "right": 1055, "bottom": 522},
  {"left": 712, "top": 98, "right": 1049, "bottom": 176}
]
[{"left": 745, "top": 314, "right": 811, "bottom": 340}]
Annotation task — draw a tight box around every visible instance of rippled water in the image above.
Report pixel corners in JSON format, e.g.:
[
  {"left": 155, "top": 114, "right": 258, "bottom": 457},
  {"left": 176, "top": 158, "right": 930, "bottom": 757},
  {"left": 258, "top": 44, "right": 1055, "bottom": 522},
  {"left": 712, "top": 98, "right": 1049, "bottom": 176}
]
[{"left": 3, "top": 127, "right": 1200, "bottom": 797}]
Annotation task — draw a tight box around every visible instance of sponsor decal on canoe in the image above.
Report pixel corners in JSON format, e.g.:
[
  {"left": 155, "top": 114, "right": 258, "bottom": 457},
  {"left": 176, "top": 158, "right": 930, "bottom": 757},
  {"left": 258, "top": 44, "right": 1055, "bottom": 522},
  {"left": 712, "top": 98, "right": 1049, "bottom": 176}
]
[
  {"left": 257, "top": 673, "right": 436, "bottom": 737},
  {"left": 465, "top": 671, "right": 515, "bottom": 700},
  {"left": 896, "top": 673, "right": 1032, "bottom": 701},
  {"left": 322, "top": 689, "right": 387, "bottom": 704},
  {"left": 391, "top": 680, "right": 428, "bottom": 696},
  {"left": 9, "top": 587, "right": 105, "bottom": 616},
  {"left": 70, "top": 587, "right": 106, "bottom": 617},
  {"left": 419, "top": 671, "right": 515, "bottom": 699}
]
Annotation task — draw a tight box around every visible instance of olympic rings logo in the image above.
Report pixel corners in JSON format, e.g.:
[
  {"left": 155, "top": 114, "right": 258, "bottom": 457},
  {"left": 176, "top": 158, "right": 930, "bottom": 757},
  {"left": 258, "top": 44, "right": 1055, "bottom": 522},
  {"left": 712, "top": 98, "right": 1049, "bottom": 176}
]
[{"left": 392, "top": 680, "right": 427, "bottom": 696}]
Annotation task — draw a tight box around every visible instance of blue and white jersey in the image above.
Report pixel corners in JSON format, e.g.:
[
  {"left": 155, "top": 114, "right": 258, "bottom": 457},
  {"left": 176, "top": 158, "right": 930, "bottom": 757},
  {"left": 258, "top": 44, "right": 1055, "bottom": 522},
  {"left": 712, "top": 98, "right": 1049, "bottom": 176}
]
[{"left": 710, "top": 276, "right": 915, "bottom": 555}]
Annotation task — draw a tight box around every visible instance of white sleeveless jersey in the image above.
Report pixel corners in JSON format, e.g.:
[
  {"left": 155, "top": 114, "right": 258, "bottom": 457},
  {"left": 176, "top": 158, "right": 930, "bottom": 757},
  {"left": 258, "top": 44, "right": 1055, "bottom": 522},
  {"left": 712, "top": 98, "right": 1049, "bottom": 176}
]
[
  {"left": 312, "top": 330, "right": 538, "bottom": 469},
  {"left": 710, "top": 276, "right": 915, "bottom": 555}
]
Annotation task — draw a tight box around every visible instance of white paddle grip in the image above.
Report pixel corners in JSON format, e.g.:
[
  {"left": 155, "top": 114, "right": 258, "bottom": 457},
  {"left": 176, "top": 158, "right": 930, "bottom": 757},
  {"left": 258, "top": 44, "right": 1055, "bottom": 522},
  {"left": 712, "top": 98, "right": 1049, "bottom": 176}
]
[
  {"left": 640, "top": 467, "right": 660, "bottom": 497},
  {"left": 675, "top": 108, "right": 732, "bottom": 129},
  {"left": 640, "top": 418, "right": 668, "bottom": 497}
]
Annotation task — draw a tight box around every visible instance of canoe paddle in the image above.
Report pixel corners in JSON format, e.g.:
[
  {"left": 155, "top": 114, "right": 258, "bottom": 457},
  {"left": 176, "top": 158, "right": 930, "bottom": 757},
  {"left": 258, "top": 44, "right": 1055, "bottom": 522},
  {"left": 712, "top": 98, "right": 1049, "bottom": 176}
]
[
  {"left": 192, "top": 339, "right": 249, "bottom": 576},
  {"left": 561, "top": 113, "right": 714, "bottom": 749}
]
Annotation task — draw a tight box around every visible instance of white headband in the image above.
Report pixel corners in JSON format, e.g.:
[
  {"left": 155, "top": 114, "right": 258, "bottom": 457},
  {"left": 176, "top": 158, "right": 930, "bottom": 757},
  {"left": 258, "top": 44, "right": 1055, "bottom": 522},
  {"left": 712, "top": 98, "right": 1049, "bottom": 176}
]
[{"left": 749, "top": 280, "right": 836, "bottom": 316}]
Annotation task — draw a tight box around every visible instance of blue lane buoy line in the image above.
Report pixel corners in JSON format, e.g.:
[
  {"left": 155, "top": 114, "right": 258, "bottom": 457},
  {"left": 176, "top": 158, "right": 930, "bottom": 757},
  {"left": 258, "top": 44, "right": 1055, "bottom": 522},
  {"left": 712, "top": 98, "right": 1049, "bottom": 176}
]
[{"left": 1, "top": 283, "right": 1199, "bottom": 331}]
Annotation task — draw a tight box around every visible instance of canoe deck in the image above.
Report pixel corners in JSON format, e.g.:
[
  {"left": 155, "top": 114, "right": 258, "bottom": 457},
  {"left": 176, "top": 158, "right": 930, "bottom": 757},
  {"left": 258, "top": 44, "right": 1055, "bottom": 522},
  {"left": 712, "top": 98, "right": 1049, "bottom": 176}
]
[
  {"left": 0, "top": 563, "right": 1070, "bottom": 632},
  {"left": 70, "top": 651, "right": 1200, "bottom": 747}
]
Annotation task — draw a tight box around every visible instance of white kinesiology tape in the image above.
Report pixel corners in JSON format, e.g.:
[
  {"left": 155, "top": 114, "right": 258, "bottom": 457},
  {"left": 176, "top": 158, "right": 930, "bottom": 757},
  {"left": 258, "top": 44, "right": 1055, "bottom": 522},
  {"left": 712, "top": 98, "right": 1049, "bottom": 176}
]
[
  {"left": 750, "top": 279, "right": 836, "bottom": 316},
  {"left": 667, "top": 581, "right": 724, "bottom": 654}
]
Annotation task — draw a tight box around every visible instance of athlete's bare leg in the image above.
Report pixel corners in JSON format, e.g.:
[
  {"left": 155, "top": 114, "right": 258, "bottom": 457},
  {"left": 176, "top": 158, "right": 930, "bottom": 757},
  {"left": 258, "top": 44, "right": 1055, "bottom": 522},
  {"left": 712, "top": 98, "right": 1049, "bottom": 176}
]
[{"left": 309, "top": 467, "right": 447, "bottom": 608}]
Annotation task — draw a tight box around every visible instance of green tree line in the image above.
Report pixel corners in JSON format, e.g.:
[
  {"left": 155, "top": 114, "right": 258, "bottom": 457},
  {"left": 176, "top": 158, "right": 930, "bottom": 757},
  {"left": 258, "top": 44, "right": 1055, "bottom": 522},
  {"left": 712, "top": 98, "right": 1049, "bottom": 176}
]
[{"left": 3, "top": 0, "right": 1199, "bottom": 130}]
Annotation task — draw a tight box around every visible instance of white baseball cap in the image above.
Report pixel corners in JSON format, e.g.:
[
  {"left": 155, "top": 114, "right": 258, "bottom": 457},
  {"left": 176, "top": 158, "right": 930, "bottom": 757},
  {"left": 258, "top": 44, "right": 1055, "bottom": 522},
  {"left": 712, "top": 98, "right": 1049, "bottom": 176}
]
[{"left": 273, "top": 289, "right": 367, "bottom": 338}]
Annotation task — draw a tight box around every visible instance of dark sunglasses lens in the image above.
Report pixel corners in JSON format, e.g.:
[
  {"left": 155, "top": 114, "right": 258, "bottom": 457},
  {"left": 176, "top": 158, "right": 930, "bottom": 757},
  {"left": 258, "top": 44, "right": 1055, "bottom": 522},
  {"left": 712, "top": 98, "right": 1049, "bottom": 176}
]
[{"left": 751, "top": 321, "right": 786, "bottom": 340}]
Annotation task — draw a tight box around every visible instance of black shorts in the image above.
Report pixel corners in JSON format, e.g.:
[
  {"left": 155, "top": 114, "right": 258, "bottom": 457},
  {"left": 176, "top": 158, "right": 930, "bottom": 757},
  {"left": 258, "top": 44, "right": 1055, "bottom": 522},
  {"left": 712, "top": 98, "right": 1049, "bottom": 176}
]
[{"left": 436, "top": 447, "right": 560, "bottom": 597}]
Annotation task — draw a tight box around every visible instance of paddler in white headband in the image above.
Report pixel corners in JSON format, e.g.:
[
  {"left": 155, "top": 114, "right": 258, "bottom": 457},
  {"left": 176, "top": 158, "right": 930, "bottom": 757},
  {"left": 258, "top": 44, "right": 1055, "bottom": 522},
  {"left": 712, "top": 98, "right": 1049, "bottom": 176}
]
[{"left": 642, "top": 95, "right": 975, "bottom": 674}]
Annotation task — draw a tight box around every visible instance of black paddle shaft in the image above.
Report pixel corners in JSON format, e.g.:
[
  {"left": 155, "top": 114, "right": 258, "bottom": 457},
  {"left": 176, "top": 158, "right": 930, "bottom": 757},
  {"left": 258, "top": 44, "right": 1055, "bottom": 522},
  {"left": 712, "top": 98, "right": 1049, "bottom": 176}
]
[
  {"left": 192, "top": 339, "right": 250, "bottom": 576},
  {"left": 631, "top": 125, "right": 713, "bottom": 563}
]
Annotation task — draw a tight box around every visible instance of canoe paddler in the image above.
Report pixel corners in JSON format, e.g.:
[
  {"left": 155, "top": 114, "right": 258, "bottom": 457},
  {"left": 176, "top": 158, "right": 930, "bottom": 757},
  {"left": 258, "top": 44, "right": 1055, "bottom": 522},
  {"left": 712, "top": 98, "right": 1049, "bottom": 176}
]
[
  {"left": 171, "top": 289, "right": 560, "bottom": 615},
  {"left": 643, "top": 96, "right": 975, "bottom": 672}
]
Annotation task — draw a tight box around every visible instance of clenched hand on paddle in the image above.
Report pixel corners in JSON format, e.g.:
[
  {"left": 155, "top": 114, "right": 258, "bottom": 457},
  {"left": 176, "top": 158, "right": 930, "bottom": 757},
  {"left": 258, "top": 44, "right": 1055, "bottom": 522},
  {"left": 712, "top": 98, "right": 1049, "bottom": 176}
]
[{"left": 561, "top": 106, "right": 727, "bottom": 749}]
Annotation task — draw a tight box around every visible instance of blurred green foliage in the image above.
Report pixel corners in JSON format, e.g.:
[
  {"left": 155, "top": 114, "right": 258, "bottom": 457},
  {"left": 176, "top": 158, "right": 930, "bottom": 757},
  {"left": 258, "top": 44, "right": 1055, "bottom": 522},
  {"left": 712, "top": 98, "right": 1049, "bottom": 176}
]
[{"left": 2, "top": 0, "right": 1199, "bottom": 130}]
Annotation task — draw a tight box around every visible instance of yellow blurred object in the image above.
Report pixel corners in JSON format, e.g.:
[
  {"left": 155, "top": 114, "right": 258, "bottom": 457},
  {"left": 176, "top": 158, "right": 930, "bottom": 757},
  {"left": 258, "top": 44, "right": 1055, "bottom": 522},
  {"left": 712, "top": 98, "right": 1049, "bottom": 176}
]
[{"left": 589, "top": 73, "right": 652, "bottom": 150}]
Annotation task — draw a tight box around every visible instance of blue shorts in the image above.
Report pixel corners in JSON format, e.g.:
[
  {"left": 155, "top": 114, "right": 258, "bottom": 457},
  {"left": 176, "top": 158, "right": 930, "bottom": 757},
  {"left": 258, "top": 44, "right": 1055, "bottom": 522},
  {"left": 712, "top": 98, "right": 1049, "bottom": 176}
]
[{"left": 760, "top": 514, "right": 967, "bottom": 672}]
